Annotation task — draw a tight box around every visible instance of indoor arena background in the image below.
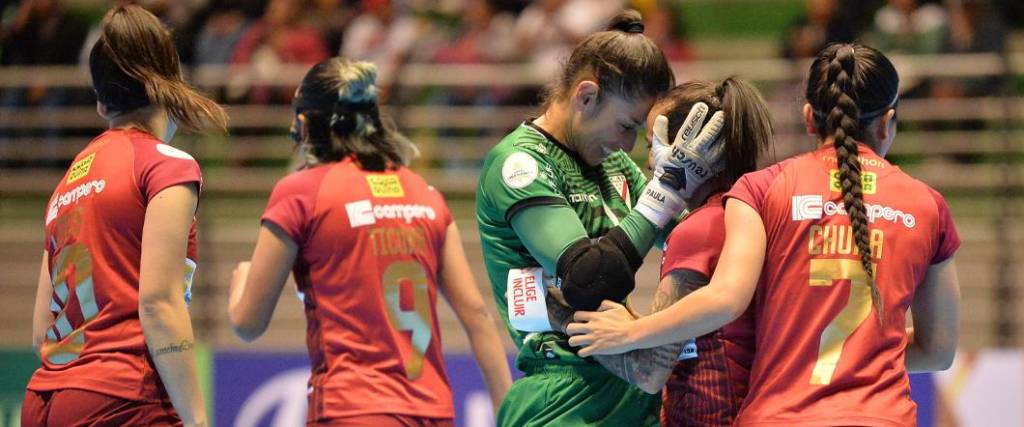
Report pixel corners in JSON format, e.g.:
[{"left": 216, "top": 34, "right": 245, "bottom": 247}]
[{"left": 1, "top": 0, "right": 1022, "bottom": 426}]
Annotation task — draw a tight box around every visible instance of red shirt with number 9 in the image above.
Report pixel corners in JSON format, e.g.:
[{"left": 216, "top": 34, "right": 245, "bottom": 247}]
[
  {"left": 724, "top": 144, "right": 959, "bottom": 426},
  {"left": 261, "top": 157, "right": 454, "bottom": 423},
  {"left": 29, "top": 128, "right": 201, "bottom": 404}
]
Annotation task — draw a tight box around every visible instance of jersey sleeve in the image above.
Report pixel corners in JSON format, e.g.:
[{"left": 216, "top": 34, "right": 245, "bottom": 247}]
[
  {"left": 660, "top": 207, "right": 724, "bottom": 279},
  {"left": 481, "top": 146, "right": 565, "bottom": 222},
  {"left": 723, "top": 163, "right": 781, "bottom": 215},
  {"left": 928, "top": 188, "right": 961, "bottom": 264},
  {"left": 261, "top": 172, "right": 320, "bottom": 246},
  {"left": 134, "top": 142, "right": 202, "bottom": 204}
]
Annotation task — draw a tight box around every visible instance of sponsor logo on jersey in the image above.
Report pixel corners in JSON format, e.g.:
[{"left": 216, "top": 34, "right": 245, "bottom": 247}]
[
  {"left": 792, "top": 195, "right": 824, "bottom": 220},
  {"left": 345, "top": 200, "right": 437, "bottom": 228},
  {"left": 829, "top": 169, "right": 878, "bottom": 195},
  {"left": 792, "top": 195, "right": 916, "bottom": 228},
  {"left": 567, "top": 193, "right": 598, "bottom": 203},
  {"left": 366, "top": 174, "right": 404, "bottom": 198},
  {"left": 46, "top": 179, "right": 106, "bottom": 225},
  {"left": 66, "top": 153, "right": 96, "bottom": 184},
  {"left": 502, "top": 152, "right": 539, "bottom": 189}
]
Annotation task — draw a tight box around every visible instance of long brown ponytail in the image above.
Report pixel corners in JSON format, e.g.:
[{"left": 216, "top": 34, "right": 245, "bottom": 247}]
[
  {"left": 806, "top": 44, "right": 899, "bottom": 324},
  {"left": 90, "top": 5, "right": 227, "bottom": 133}
]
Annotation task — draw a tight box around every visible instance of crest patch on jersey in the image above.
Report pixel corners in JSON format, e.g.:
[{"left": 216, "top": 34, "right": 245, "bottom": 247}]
[
  {"left": 367, "top": 175, "right": 405, "bottom": 198},
  {"left": 502, "top": 152, "right": 539, "bottom": 189},
  {"left": 156, "top": 144, "right": 195, "bottom": 161},
  {"left": 67, "top": 153, "right": 96, "bottom": 184}
]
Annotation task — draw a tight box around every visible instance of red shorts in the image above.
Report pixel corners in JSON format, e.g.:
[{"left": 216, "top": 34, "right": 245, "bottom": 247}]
[
  {"left": 22, "top": 388, "right": 181, "bottom": 427},
  {"left": 312, "top": 414, "right": 454, "bottom": 427}
]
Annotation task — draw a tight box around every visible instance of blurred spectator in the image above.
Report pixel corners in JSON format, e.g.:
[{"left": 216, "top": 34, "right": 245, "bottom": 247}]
[
  {"left": 514, "top": 0, "right": 624, "bottom": 80},
  {"left": 310, "top": 0, "right": 357, "bottom": 56},
  {"left": 0, "top": 0, "right": 91, "bottom": 167},
  {"left": 935, "top": 0, "right": 1007, "bottom": 98},
  {"left": 871, "top": 0, "right": 947, "bottom": 54},
  {"left": 634, "top": 1, "right": 693, "bottom": 62},
  {"left": 782, "top": 0, "right": 856, "bottom": 59},
  {"left": 870, "top": 0, "right": 948, "bottom": 98},
  {"left": 194, "top": 0, "right": 251, "bottom": 65},
  {"left": 342, "top": 0, "right": 421, "bottom": 99},
  {"left": 231, "top": 0, "right": 329, "bottom": 103},
  {"left": 433, "top": 0, "right": 516, "bottom": 65}
]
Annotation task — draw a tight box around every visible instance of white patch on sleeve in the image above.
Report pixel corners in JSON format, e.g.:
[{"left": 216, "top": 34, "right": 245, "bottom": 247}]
[
  {"left": 156, "top": 144, "right": 196, "bottom": 161},
  {"left": 506, "top": 267, "right": 551, "bottom": 332},
  {"left": 501, "top": 152, "right": 539, "bottom": 189}
]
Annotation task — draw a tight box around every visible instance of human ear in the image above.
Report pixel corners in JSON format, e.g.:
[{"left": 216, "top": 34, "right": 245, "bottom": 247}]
[
  {"left": 572, "top": 80, "right": 600, "bottom": 115},
  {"left": 802, "top": 103, "right": 816, "bottom": 136}
]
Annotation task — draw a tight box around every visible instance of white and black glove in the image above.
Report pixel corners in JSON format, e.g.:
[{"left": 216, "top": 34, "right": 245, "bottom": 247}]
[{"left": 635, "top": 102, "right": 726, "bottom": 228}]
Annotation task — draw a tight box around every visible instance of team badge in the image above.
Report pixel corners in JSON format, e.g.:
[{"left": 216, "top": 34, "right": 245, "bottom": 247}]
[
  {"left": 608, "top": 174, "right": 629, "bottom": 206},
  {"left": 502, "top": 152, "right": 539, "bottom": 189}
]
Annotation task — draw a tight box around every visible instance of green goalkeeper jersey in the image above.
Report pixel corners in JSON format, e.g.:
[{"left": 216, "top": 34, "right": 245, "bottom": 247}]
[{"left": 476, "top": 121, "right": 648, "bottom": 365}]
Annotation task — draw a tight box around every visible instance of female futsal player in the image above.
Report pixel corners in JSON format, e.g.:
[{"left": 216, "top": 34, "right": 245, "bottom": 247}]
[
  {"left": 647, "top": 78, "right": 773, "bottom": 426},
  {"left": 25, "top": 5, "right": 228, "bottom": 427},
  {"left": 228, "top": 57, "right": 512, "bottom": 426},
  {"left": 568, "top": 43, "right": 961, "bottom": 426},
  {"left": 475, "top": 10, "right": 728, "bottom": 426}
]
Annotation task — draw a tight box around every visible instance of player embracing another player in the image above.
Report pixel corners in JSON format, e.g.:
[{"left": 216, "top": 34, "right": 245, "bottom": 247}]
[
  {"left": 569, "top": 43, "right": 961, "bottom": 426},
  {"left": 24, "top": 5, "right": 228, "bottom": 427},
  {"left": 475, "top": 9, "right": 730, "bottom": 427},
  {"left": 228, "top": 57, "right": 511, "bottom": 426}
]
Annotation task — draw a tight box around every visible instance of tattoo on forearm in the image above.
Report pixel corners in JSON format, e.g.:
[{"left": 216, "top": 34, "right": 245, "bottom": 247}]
[{"left": 154, "top": 340, "right": 194, "bottom": 357}]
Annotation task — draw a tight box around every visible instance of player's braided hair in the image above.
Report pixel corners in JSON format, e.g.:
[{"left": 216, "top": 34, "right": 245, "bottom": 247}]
[
  {"left": 90, "top": 5, "right": 227, "bottom": 133},
  {"left": 543, "top": 9, "right": 674, "bottom": 106},
  {"left": 293, "top": 57, "right": 416, "bottom": 171},
  {"left": 806, "top": 44, "right": 899, "bottom": 325}
]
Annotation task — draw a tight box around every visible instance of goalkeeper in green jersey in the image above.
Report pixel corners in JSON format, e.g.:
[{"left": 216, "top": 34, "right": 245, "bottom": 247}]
[{"left": 475, "top": 10, "right": 728, "bottom": 427}]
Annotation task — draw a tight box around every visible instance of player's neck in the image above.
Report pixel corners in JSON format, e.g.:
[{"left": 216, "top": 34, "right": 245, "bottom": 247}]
[
  {"left": 534, "top": 103, "right": 575, "bottom": 153},
  {"left": 107, "top": 106, "right": 171, "bottom": 143}
]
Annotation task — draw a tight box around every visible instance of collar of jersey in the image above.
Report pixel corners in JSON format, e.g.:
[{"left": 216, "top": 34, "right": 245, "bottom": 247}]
[{"left": 523, "top": 119, "right": 593, "bottom": 169}]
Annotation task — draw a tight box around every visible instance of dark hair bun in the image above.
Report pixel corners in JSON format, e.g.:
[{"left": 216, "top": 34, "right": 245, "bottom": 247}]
[{"left": 607, "top": 10, "right": 645, "bottom": 34}]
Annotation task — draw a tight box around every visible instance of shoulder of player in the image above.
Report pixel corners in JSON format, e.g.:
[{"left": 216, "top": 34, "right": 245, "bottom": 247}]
[
  {"left": 123, "top": 130, "right": 198, "bottom": 163},
  {"left": 272, "top": 164, "right": 331, "bottom": 195}
]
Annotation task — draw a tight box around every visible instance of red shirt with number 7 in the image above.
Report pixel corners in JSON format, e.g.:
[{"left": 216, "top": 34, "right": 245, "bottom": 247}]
[
  {"left": 724, "top": 144, "right": 959, "bottom": 426},
  {"left": 260, "top": 157, "right": 454, "bottom": 423}
]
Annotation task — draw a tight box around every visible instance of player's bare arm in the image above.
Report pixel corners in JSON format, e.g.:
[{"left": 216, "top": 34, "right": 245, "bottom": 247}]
[
  {"left": 31, "top": 251, "right": 53, "bottom": 356},
  {"left": 906, "top": 257, "right": 961, "bottom": 372},
  {"left": 228, "top": 222, "right": 298, "bottom": 342},
  {"left": 438, "top": 223, "right": 513, "bottom": 410},
  {"left": 138, "top": 183, "right": 206, "bottom": 427}
]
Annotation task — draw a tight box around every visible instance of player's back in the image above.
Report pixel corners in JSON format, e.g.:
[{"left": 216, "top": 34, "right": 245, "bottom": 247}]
[
  {"left": 726, "top": 144, "right": 959, "bottom": 426},
  {"left": 29, "top": 128, "right": 201, "bottom": 402},
  {"left": 261, "top": 158, "right": 454, "bottom": 421}
]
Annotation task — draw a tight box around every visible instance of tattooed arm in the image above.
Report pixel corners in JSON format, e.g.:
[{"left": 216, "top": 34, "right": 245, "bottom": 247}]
[
  {"left": 548, "top": 269, "right": 709, "bottom": 394},
  {"left": 139, "top": 184, "right": 206, "bottom": 427}
]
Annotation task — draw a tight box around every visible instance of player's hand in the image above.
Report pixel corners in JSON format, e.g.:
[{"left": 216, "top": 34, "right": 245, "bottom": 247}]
[
  {"left": 652, "top": 102, "right": 726, "bottom": 198},
  {"left": 228, "top": 261, "right": 251, "bottom": 310},
  {"left": 566, "top": 300, "right": 639, "bottom": 357}
]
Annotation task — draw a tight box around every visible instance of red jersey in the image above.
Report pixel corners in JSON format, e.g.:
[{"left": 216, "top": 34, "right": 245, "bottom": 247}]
[
  {"left": 659, "top": 192, "right": 755, "bottom": 426},
  {"left": 261, "top": 158, "right": 455, "bottom": 422},
  {"left": 29, "top": 128, "right": 201, "bottom": 403},
  {"left": 725, "top": 144, "right": 960, "bottom": 426}
]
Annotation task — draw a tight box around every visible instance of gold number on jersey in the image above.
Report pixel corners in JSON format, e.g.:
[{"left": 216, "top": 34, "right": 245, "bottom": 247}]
[
  {"left": 43, "top": 242, "right": 99, "bottom": 365},
  {"left": 382, "top": 260, "right": 434, "bottom": 380},
  {"left": 808, "top": 258, "right": 874, "bottom": 385}
]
